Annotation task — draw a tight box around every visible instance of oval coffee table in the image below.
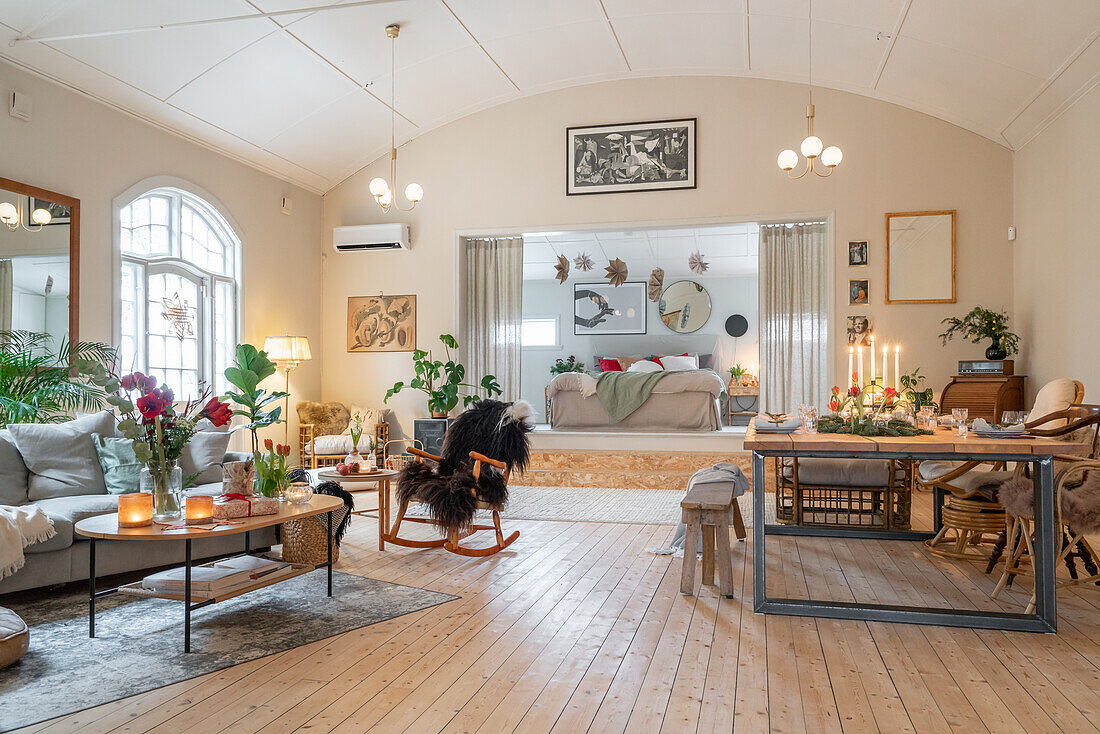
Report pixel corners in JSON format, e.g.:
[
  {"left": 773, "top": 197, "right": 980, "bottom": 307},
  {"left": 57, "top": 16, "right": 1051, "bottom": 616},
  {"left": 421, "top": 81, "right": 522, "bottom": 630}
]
[{"left": 74, "top": 494, "right": 344, "bottom": 652}]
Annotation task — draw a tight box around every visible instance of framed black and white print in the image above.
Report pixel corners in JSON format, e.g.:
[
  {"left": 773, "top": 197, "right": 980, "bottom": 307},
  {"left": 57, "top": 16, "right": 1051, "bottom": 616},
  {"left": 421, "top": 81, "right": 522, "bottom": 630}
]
[
  {"left": 848, "top": 240, "right": 869, "bottom": 267},
  {"left": 574, "top": 282, "right": 647, "bottom": 336},
  {"left": 567, "top": 118, "right": 696, "bottom": 196},
  {"left": 28, "top": 196, "right": 70, "bottom": 225}
]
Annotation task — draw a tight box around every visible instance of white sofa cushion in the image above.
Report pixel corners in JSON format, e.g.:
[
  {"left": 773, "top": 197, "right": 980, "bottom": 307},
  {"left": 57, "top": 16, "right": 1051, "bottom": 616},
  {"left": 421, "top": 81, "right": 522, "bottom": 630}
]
[
  {"left": 0, "top": 430, "right": 29, "bottom": 506},
  {"left": 179, "top": 429, "right": 234, "bottom": 486},
  {"left": 660, "top": 355, "right": 698, "bottom": 371},
  {"left": 1028, "top": 378, "right": 1079, "bottom": 430},
  {"left": 9, "top": 411, "right": 115, "bottom": 501},
  {"left": 307, "top": 434, "right": 358, "bottom": 456}
]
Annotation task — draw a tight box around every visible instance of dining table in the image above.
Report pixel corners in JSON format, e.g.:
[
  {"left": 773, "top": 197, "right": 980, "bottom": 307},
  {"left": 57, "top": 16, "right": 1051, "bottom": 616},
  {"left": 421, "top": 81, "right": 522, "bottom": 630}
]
[{"left": 745, "top": 423, "right": 1092, "bottom": 633}]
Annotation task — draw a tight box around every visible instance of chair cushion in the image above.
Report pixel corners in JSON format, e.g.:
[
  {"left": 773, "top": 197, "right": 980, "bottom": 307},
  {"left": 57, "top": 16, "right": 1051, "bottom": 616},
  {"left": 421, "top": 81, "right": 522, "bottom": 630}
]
[
  {"left": 92, "top": 433, "right": 143, "bottom": 495},
  {"left": 179, "top": 429, "right": 234, "bottom": 486},
  {"left": 782, "top": 458, "right": 904, "bottom": 487},
  {"left": 920, "top": 461, "right": 1012, "bottom": 493},
  {"left": 306, "top": 435, "right": 357, "bottom": 456},
  {"left": 342, "top": 406, "right": 384, "bottom": 441},
  {"left": 0, "top": 430, "right": 30, "bottom": 506},
  {"left": 1028, "top": 378, "right": 1079, "bottom": 429},
  {"left": 297, "top": 401, "right": 351, "bottom": 437},
  {"left": 24, "top": 494, "right": 126, "bottom": 553},
  {"left": 0, "top": 607, "right": 29, "bottom": 669},
  {"left": 918, "top": 460, "right": 965, "bottom": 481},
  {"left": 9, "top": 411, "right": 115, "bottom": 500}
]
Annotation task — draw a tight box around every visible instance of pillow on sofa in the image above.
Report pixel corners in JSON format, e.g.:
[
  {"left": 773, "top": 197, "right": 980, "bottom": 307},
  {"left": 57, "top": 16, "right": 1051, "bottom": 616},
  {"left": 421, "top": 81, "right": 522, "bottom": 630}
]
[
  {"left": 342, "top": 405, "right": 384, "bottom": 440},
  {"left": 661, "top": 355, "right": 698, "bottom": 371},
  {"left": 0, "top": 430, "right": 30, "bottom": 506},
  {"left": 9, "top": 411, "right": 115, "bottom": 500},
  {"left": 598, "top": 358, "right": 622, "bottom": 372},
  {"left": 91, "top": 433, "right": 143, "bottom": 495},
  {"left": 179, "top": 429, "right": 234, "bottom": 486},
  {"left": 627, "top": 359, "right": 663, "bottom": 373},
  {"left": 297, "top": 401, "right": 351, "bottom": 437}
]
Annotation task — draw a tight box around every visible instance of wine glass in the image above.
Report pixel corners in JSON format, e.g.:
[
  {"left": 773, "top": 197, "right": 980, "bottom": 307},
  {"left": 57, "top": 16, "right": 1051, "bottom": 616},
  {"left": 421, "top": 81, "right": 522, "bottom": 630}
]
[{"left": 952, "top": 408, "right": 969, "bottom": 437}]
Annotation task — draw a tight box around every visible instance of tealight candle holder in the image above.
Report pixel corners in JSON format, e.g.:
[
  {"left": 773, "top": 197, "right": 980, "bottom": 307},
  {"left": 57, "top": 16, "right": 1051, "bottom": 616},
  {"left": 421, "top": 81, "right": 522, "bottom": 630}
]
[
  {"left": 184, "top": 495, "right": 215, "bottom": 525},
  {"left": 118, "top": 492, "right": 154, "bottom": 527}
]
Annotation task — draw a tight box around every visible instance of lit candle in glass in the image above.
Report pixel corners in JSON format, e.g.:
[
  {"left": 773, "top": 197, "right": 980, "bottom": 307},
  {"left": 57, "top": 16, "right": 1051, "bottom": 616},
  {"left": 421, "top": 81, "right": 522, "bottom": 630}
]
[
  {"left": 184, "top": 495, "right": 214, "bottom": 525},
  {"left": 118, "top": 492, "right": 153, "bottom": 527}
]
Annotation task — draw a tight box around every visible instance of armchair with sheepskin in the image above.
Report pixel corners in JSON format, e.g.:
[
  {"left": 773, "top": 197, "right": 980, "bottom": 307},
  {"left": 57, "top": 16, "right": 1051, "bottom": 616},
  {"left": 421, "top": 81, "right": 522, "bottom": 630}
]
[{"left": 386, "top": 399, "right": 532, "bottom": 557}]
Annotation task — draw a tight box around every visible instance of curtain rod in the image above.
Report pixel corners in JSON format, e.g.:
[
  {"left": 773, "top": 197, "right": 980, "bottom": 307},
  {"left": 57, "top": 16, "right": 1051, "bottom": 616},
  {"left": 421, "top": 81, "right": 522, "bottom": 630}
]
[{"left": 759, "top": 221, "right": 826, "bottom": 228}]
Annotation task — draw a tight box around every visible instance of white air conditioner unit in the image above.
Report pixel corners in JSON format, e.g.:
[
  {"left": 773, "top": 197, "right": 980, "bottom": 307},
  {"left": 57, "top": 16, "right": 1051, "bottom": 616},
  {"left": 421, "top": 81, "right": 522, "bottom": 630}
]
[{"left": 332, "top": 223, "right": 411, "bottom": 253}]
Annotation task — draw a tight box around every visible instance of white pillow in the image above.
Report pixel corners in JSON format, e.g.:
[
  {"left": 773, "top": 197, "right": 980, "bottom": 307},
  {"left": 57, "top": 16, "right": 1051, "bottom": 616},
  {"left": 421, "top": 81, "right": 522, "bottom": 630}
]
[
  {"left": 660, "top": 355, "right": 698, "bottom": 371},
  {"left": 342, "top": 405, "right": 384, "bottom": 438},
  {"left": 627, "top": 359, "right": 663, "bottom": 373},
  {"left": 309, "top": 434, "right": 358, "bottom": 455},
  {"left": 9, "top": 410, "right": 116, "bottom": 500}
]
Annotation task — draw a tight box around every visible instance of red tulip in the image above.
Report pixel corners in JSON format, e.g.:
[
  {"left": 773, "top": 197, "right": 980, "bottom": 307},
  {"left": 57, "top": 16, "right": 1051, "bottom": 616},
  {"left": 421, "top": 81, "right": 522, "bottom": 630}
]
[
  {"left": 264, "top": 438, "right": 274, "bottom": 451},
  {"left": 884, "top": 387, "right": 898, "bottom": 399},
  {"left": 849, "top": 386, "right": 861, "bottom": 397},
  {"left": 831, "top": 386, "right": 840, "bottom": 395},
  {"left": 829, "top": 399, "right": 839, "bottom": 412}
]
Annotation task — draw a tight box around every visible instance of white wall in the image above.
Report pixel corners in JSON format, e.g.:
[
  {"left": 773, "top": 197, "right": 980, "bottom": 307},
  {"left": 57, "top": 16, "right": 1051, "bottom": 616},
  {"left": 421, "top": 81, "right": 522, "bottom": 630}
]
[
  {"left": 323, "top": 76, "right": 1014, "bottom": 430},
  {"left": 1013, "top": 84, "right": 1100, "bottom": 400},
  {"left": 1, "top": 62, "right": 323, "bottom": 453}
]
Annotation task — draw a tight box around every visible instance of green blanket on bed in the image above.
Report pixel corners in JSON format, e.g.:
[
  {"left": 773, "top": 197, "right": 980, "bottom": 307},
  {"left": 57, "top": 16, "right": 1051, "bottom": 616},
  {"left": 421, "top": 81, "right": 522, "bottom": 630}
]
[{"left": 595, "top": 370, "right": 669, "bottom": 423}]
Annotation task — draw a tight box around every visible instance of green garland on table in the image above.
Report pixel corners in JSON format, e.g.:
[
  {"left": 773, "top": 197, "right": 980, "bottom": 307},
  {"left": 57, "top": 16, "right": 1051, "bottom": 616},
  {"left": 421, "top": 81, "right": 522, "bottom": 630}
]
[{"left": 817, "top": 415, "right": 933, "bottom": 437}]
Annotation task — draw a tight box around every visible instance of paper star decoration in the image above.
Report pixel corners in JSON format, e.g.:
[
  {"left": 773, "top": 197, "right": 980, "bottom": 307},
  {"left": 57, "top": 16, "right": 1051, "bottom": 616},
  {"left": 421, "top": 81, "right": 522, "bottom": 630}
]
[
  {"left": 573, "top": 252, "right": 594, "bottom": 271},
  {"left": 647, "top": 268, "right": 665, "bottom": 302},
  {"left": 554, "top": 254, "right": 570, "bottom": 284},
  {"left": 604, "top": 258, "right": 628, "bottom": 287},
  {"left": 688, "top": 251, "right": 709, "bottom": 275}
]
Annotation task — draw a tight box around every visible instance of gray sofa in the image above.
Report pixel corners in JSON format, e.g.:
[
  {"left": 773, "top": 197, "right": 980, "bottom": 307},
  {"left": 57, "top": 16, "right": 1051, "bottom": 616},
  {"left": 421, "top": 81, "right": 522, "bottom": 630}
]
[{"left": 0, "top": 425, "right": 277, "bottom": 596}]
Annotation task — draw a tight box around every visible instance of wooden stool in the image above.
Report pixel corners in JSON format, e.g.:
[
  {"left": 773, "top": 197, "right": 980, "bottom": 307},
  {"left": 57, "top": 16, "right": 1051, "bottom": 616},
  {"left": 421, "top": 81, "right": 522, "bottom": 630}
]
[{"left": 680, "top": 485, "right": 746, "bottom": 598}]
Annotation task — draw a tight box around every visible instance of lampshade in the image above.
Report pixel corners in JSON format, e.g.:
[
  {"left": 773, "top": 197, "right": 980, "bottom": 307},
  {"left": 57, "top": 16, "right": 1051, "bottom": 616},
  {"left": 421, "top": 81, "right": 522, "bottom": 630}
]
[
  {"left": 30, "top": 208, "right": 51, "bottom": 225},
  {"left": 777, "top": 149, "right": 798, "bottom": 171},
  {"left": 0, "top": 202, "right": 17, "bottom": 224},
  {"left": 800, "top": 135, "right": 823, "bottom": 158},
  {"left": 821, "top": 146, "right": 843, "bottom": 167},
  {"left": 264, "top": 335, "right": 312, "bottom": 364},
  {"left": 369, "top": 177, "right": 389, "bottom": 196},
  {"left": 404, "top": 182, "right": 423, "bottom": 203}
]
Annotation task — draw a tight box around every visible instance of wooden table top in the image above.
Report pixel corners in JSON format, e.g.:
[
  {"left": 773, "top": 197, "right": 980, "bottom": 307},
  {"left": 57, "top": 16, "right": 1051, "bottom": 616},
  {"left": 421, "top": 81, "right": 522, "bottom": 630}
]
[
  {"left": 74, "top": 494, "right": 344, "bottom": 541},
  {"left": 744, "top": 423, "right": 1092, "bottom": 457},
  {"left": 728, "top": 386, "right": 760, "bottom": 396},
  {"left": 314, "top": 468, "right": 398, "bottom": 483}
]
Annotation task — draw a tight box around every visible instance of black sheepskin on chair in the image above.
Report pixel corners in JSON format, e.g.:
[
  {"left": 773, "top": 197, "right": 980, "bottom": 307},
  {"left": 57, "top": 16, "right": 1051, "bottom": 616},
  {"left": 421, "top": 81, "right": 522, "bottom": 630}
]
[{"left": 396, "top": 399, "right": 532, "bottom": 537}]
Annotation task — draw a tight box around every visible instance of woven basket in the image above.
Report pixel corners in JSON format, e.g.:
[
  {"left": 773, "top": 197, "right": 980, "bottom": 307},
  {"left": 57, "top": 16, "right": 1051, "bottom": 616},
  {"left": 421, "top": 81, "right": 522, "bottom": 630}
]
[
  {"left": 281, "top": 506, "right": 349, "bottom": 565},
  {"left": 385, "top": 439, "right": 424, "bottom": 472}
]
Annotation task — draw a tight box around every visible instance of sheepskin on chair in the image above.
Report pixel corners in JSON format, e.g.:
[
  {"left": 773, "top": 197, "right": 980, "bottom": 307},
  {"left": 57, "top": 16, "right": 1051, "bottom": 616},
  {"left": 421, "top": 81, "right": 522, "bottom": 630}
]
[{"left": 396, "top": 399, "right": 532, "bottom": 538}]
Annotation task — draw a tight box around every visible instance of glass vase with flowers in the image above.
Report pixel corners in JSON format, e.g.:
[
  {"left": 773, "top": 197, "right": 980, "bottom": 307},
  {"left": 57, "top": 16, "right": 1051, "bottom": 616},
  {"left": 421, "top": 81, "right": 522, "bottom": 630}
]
[
  {"left": 254, "top": 439, "right": 291, "bottom": 500},
  {"left": 110, "top": 372, "right": 232, "bottom": 521}
]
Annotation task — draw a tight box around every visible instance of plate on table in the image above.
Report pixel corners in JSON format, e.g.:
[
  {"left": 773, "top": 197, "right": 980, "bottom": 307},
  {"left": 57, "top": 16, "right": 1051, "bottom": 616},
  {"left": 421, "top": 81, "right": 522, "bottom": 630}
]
[
  {"left": 753, "top": 425, "right": 800, "bottom": 434},
  {"left": 971, "top": 430, "right": 1029, "bottom": 439}
]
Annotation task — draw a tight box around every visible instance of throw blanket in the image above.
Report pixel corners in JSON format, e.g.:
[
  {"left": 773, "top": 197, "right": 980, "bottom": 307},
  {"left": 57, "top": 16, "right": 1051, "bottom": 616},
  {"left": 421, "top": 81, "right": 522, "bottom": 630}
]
[
  {"left": 650, "top": 463, "right": 750, "bottom": 556},
  {"left": 0, "top": 505, "right": 55, "bottom": 580},
  {"left": 595, "top": 371, "right": 669, "bottom": 423}
]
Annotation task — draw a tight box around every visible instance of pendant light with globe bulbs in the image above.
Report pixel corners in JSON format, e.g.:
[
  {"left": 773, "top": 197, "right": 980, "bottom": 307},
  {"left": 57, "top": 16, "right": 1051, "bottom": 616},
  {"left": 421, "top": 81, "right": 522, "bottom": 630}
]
[
  {"left": 776, "top": 0, "right": 842, "bottom": 179},
  {"left": 368, "top": 24, "right": 423, "bottom": 212},
  {"left": 0, "top": 197, "right": 52, "bottom": 232}
]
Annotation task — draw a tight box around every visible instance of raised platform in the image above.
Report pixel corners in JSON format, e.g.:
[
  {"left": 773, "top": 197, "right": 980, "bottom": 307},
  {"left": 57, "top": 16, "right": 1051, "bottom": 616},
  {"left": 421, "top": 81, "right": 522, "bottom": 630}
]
[{"left": 529, "top": 424, "right": 746, "bottom": 452}]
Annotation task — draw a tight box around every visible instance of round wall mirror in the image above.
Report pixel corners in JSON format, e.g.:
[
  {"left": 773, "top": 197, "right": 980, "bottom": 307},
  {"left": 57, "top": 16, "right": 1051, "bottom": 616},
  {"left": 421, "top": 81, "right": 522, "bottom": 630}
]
[{"left": 658, "top": 280, "right": 711, "bottom": 333}]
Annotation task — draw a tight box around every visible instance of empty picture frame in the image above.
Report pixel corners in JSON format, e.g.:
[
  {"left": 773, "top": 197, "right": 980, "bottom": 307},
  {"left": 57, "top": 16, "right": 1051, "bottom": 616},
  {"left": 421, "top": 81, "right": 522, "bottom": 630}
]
[{"left": 885, "top": 210, "right": 956, "bottom": 304}]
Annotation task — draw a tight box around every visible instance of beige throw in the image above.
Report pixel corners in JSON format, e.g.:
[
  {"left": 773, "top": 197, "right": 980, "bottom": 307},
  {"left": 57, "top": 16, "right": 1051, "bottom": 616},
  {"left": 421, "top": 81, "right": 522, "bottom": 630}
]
[{"left": 0, "top": 505, "right": 55, "bottom": 580}]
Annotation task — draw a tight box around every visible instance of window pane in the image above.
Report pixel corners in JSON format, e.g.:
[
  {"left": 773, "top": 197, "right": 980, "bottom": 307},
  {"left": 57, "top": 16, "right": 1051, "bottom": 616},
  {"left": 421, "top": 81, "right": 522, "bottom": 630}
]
[
  {"left": 213, "top": 280, "right": 236, "bottom": 395},
  {"left": 522, "top": 318, "right": 558, "bottom": 346},
  {"left": 119, "top": 261, "right": 145, "bottom": 373}
]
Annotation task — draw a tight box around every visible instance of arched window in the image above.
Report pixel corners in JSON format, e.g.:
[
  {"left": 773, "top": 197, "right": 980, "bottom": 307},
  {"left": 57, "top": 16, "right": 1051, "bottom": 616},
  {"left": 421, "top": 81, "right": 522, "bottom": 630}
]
[{"left": 117, "top": 188, "right": 239, "bottom": 399}]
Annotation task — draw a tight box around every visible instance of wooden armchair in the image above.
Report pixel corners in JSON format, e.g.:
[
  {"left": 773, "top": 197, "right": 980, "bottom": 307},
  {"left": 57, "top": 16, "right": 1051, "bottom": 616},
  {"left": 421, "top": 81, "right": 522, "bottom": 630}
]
[
  {"left": 383, "top": 447, "right": 520, "bottom": 557},
  {"left": 299, "top": 421, "right": 388, "bottom": 469}
]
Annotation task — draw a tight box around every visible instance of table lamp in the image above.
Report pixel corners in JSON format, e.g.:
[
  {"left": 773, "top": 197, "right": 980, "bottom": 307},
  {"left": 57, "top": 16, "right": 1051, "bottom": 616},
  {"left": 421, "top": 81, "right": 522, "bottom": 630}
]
[
  {"left": 118, "top": 492, "right": 154, "bottom": 527},
  {"left": 264, "top": 335, "right": 312, "bottom": 444},
  {"left": 184, "top": 496, "right": 214, "bottom": 525}
]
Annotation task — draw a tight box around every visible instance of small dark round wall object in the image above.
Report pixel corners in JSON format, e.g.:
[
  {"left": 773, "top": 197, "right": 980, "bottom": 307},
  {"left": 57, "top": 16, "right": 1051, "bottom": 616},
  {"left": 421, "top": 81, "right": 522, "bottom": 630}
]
[{"left": 725, "top": 314, "right": 748, "bottom": 337}]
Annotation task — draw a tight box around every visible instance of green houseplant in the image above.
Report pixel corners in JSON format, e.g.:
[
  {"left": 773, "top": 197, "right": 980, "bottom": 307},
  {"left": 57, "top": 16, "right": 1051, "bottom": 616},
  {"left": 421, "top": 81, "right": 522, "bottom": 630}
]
[
  {"left": 222, "top": 344, "right": 289, "bottom": 453},
  {"left": 898, "top": 368, "right": 939, "bottom": 413},
  {"left": 0, "top": 330, "right": 118, "bottom": 427},
  {"left": 939, "top": 306, "right": 1020, "bottom": 360},
  {"left": 549, "top": 355, "right": 585, "bottom": 375},
  {"left": 385, "top": 334, "right": 502, "bottom": 417}
]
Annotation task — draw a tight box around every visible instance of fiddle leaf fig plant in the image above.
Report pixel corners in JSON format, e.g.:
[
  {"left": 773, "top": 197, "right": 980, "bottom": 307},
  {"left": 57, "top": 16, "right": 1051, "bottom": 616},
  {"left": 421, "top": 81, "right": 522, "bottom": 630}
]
[
  {"left": 386, "top": 334, "right": 503, "bottom": 416},
  {"left": 222, "top": 344, "right": 288, "bottom": 453}
]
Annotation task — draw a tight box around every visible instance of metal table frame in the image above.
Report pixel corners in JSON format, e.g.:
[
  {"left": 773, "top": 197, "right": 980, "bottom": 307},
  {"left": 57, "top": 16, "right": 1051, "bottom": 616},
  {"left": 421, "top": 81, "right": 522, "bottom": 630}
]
[
  {"left": 88, "top": 511, "right": 335, "bottom": 653},
  {"left": 752, "top": 448, "right": 1057, "bottom": 633}
]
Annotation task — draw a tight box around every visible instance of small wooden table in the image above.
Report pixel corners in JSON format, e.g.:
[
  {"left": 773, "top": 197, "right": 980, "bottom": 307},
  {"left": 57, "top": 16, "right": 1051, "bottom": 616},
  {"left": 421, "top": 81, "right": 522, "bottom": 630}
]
[
  {"left": 745, "top": 423, "right": 1091, "bottom": 633},
  {"left": 311, "top": 468, "right": 398, "bottom": 551},
  {"left": 727, "top": 386, "right": 759, "bottom": 424},
  {"left": 74, "top": 495, "right": 344, "bottom": 652}
]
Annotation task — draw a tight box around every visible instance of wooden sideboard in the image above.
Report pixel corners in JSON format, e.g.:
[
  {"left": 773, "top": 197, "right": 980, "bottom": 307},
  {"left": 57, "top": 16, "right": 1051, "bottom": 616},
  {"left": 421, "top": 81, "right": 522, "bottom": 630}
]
[{"left": 939, "top": 374, "right": 1026, "bottom": 422}]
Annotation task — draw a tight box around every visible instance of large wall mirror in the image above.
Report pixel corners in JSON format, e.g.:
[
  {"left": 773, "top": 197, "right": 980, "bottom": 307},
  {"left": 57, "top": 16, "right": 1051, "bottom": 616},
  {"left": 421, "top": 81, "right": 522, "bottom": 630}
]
[
  {"left": 658, "top": 280, "right": 711, "bottom": 333},
  {"left": 885, "top": 209, "right": 956, "bottom": 304},
  {"left": 0, "top": 177, "right": 79, "bottom": 345}
]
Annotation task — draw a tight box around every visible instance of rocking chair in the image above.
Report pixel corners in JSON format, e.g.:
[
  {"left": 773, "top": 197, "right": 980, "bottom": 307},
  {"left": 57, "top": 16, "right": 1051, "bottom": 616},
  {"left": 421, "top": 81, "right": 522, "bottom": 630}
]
[{"left": 383, "top": 447, "right": 520, "bottom": 557}]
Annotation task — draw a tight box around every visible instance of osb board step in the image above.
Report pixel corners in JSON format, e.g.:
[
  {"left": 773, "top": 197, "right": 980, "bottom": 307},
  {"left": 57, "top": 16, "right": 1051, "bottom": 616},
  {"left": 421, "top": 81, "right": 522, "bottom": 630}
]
[{"left": 526, "top": 450, "right": 750, "bottom": 472}]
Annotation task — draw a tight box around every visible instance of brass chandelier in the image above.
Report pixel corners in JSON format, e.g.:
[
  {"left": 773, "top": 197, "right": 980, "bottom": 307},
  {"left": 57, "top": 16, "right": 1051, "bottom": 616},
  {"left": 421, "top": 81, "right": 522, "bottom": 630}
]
[{"left": 369, "top": 24, "right": 423, "bottom": 212}]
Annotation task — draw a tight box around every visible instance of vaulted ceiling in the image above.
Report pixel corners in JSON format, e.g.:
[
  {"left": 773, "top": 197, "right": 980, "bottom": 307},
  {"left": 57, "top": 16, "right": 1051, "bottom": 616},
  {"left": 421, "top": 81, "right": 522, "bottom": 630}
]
[{"left": 2, "top": 1, "right": 1098, "bottom": 194}]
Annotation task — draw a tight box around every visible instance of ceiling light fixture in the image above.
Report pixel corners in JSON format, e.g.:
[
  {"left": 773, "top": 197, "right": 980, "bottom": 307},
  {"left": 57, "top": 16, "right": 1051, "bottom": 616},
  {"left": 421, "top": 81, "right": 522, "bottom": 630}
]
[
  {"left": 777, "top": 0, "right": 842, "bottom": 179},
  {"left": 369, "top": 24, "right": 423, "bottom": 212},
  {"left": 0, "top": 198, "right": 52, "bottom": 232}
]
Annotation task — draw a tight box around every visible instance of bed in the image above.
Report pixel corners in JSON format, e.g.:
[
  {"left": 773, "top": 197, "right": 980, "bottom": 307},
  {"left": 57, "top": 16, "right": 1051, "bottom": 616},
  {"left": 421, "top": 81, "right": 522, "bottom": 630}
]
[{"left": 548, "top": 370, "right": 724, "bottom": 431}]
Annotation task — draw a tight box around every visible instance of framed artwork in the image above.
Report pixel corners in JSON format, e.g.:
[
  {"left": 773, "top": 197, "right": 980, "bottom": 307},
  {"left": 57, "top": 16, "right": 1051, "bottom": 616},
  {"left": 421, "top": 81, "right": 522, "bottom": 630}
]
[
  {"left": 847, "top": 315, "right": 873, "bottom": 346},
  {"left": 28, "top": 196, "right": 70, "bottom": 225},
  {"left": 574, "top": 282, "right": 647, "bottom": 335},
  {"left": 567, "top": 118, "right": 696, "bottom": 196},
  {"left": 347, "top": 294, "right": 416, "bottom": 352},
  {"left": 848, "top": 240, "right": 868, "bottom": 267},
  {"left": 849, "top": 279, "right": 869, "bottom": 305}
]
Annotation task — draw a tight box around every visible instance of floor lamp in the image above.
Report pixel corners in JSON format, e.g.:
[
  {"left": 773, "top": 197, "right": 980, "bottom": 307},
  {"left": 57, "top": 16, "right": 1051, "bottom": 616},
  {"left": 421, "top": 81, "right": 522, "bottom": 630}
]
[{"left": 263, "top": 335, "right": 312, "bottom": 446}]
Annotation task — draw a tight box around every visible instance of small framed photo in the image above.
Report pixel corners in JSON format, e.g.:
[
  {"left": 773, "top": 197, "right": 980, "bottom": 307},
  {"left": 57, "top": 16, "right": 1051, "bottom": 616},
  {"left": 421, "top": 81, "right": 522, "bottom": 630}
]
[
  {"left": 567, "top": 118, "right": 696, "bottom": 196},
  {"left": 849, "top": 279, "right": 869, "bottom": 305},
  {"left": 847, "top": 315, "right": 873, "bottom": 346},
  {"left": 848, "top": 240, "right": 868, "bottom": 267}
]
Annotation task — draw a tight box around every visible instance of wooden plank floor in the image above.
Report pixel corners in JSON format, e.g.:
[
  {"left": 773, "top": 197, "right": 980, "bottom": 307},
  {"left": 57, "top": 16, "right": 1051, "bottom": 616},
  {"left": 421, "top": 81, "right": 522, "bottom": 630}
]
[{"left": 14, "top": 495, "right": 1100, "bottom": 734}]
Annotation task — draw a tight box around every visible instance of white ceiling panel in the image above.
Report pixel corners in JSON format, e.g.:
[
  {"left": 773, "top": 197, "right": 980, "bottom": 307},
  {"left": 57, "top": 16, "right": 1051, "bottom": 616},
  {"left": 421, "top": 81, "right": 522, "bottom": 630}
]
[
  {"left": 603, "top": 0, "right": 747, "bottom": 17},
  {"left": 612, "top": 13, "right": 747, "bottom": 72},
  {"left": 748, "top": 14, "right": 808, "bottom": 78},
  {"left": 13, "top": 1, "right": 252, "bottom": 37},
  {"left": 1002, "top": 36, "right": 1100, "bottom": 149},
  {"left": 811, "top": 0, "right": 906, "bottom": 31},
  {"left": 483, "top": 21, "right": 627, "bottom": 90},
  {"left": 168, "top": 31, "right": 358, "bottom": 145},
  {"left": 0, "top": 1, "right": 71, "bottom": 34},
  {"left": 901, "top": 0, "right": 1100, "bottom": 79},
  {"left": 444, "top": 0, "right": 604, "bottom": 41},
  {"left": 809, "top": 21, "right": 884, "bottom": 89},
  {"left": 877, "top": 36, "right": 1044, "bottom": 134}
]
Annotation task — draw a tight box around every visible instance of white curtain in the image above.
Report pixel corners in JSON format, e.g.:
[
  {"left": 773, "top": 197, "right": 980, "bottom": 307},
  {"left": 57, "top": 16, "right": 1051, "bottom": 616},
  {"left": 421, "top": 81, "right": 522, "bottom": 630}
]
[
  {"left": 0, "top": 260, "right": 12, "bottom": 332},
  {"left": 463, "top": 237, "right": 523, "bottom": 402},
  {"left": 759, "top": 223, "right": 829, "bottom": 412}
]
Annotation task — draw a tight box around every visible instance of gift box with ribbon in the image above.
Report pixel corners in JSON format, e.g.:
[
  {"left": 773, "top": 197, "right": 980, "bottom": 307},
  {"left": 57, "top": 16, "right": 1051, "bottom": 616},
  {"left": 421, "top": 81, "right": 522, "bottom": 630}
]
[{"left": 213, "top": 492, "right": 279, "bottom": 519}]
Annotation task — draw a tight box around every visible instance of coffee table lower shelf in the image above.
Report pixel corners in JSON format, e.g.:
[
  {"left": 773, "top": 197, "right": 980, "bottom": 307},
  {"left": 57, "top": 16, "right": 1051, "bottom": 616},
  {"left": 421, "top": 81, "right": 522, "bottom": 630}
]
[{"left": 116, "top": 561, "right": 315, "bottom": 605}]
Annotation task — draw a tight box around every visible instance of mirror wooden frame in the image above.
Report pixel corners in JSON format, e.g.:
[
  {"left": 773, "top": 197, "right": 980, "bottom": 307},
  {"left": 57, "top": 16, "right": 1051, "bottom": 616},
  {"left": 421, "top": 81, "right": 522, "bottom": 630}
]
[
  {"left": 0, "top": 176, "right": 80, "bottom": 343},
  {"left": 884, "top": 209, "right": 956, "bottom": 305}
]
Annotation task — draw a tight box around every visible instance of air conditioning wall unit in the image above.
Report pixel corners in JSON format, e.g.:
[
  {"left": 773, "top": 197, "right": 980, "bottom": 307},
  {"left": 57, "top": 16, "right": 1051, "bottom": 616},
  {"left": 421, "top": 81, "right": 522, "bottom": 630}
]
[{"left": 332, "top": 223, "right": 411, "bottom": 253}]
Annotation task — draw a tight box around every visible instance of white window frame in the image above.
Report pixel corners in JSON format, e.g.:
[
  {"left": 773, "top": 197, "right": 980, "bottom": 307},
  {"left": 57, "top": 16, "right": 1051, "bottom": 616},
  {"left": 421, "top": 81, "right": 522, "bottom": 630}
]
[
  {"left": 521, "top": 315, "right": 561, "bottom": 349},
  {"left": 112, "top": 178, "right": 243, "bottom": 398}
]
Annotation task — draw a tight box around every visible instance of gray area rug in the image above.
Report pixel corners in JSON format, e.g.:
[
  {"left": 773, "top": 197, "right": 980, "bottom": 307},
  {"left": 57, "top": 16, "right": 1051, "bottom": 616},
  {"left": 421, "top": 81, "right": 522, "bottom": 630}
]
[{"left": 0, "top": 570, "right": 457, "bottom": 732}]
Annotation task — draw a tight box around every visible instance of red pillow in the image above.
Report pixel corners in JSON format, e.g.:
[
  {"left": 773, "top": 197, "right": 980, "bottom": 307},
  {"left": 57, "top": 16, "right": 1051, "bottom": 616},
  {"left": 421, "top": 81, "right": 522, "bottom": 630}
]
[
  {"left": 598, "top": 358, "right": 622, "bottom": 372},
  {"left": 652, "top": 353, "right": 687, "bottom": 368}
]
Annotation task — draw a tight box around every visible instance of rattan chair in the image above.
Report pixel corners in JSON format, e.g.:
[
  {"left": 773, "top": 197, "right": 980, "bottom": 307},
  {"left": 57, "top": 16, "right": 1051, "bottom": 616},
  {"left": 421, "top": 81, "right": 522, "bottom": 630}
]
[{"left": 918, "top": 379, "right": 1084, "bottom": 561}]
